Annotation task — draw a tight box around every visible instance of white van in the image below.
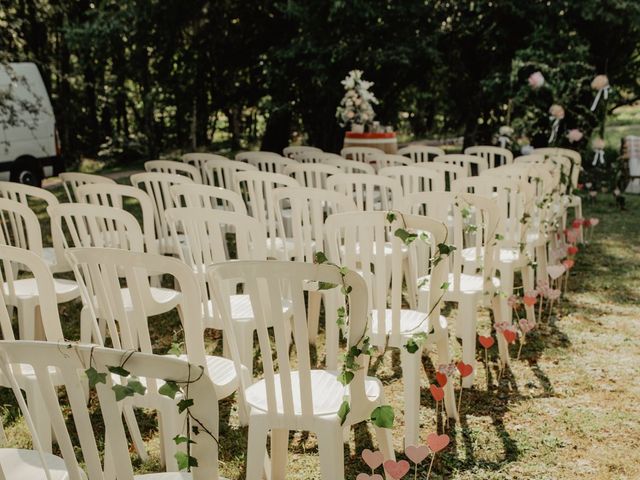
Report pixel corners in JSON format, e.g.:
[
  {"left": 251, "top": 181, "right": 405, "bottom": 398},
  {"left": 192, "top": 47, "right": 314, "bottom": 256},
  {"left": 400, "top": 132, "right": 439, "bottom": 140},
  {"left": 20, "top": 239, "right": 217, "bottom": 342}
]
[{"left": 0, "top": 62, "right": 63, "bottom": 186}]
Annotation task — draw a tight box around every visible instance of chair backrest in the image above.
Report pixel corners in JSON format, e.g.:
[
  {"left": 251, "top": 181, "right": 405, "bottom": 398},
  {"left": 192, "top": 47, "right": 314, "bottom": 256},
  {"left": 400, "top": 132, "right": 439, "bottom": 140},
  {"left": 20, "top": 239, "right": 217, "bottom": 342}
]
[
  {"left": 67, "top": 247, "right": 206, "bottom": 361},
  {"left": 290, "top": 150, "right": 330, "bottom": 164},
  {"left": 401, "top": 192, "right": 499, "bottom": 295},
  {"left": 208, "top": 260, "right": 371, "bottom": 416},
  {"left": 0, "top": 245, "right": 63, "bottom": 341},
  {"left": 340, "top": 146, "right": 380, "bottom": 162},
  {"left": 326, "top": 173, "right": 403, "bottom": 211},
  {"left": 0, "top": 197, "right": 43, "bottom": 255},
  {"left": 514, "top": 154, "right": 545, "bottom": 164},
  {"left": 76, "top": 183, "right": 157, "bottom": 254},
  {"left": 378, "top": 166, "right": 445, "bottom": 195},
  {"left": 202, "top": 157, "right": 257, "bottom": 190},
  {"left": 325, "top": 211, "right": 448, "bottom": 345},
  {"left": 283, "top": 162, "right": 340, "bottom": 189},
  {"left": 165, "top": 208, "right": 267, "bottom": 326},
  {"left": 434, "top": 154, "right": 489, "bottom": 176},
  {"left": 182, "top": 152, "right": 230, "bottom": 182},
  {"left": 144, "top": 159, "right": 202, "bottom": 184},
  {"left": 0, "top": 341, "right": 220, "bottom": 480},
  {"left": 58, "top": 172, "right": 116, "bottom": 203},
  {"left": 129, "top": 172, "right": 194, "bottom": 254},
  {"left": 369, "top": 153, "right": 412, "bottom": 171},
  {"left": 451, "top": 176, "right": 532, "bottom": 247},
  {"left": 244, "top": 155, "right": 296, "bottom": 174},
  {"left": 465, "top": 146, "right": 514, "bottom": 168},
  {"left": 397, "top": 145, "right": 445, "bottom": 163},
  {"left": 170, "top": 183, "right": 247, "bottom": 214},
  {"left": 415, "top": 161, "right": 467, "bottom": 190},
  {"left": 234, "top": 171, "right": 299, "bottom": 258},
  {"left": 324, "top": 156, "right": 376, "bottom": 174},
  {"left": 48, "top": 203, "right": 145, "bottom": 255},
  {"left": 533, "top": 147, "right": 581, "bottom": 166},
  {"left": 283, "top": 145, "right": 322, "bottom": 158},
  {"left": 0, "top": 182, "right": 58, "bottom": 249},
  {"left": 272, "top": 187, "right": 357, "bottom": 262}
]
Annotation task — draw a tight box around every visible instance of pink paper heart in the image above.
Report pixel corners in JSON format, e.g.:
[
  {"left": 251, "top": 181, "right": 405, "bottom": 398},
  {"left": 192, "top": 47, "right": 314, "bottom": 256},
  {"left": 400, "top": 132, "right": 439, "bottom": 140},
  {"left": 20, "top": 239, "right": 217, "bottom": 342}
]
[
  {"left": 356, "top": 474, "right": 384, "bottom": 480},
  {"left": 566, "top": 230, "right": 578, "bottom": 243},
  {"left": 362, "top": 449, "right": 384, "bottom": 470},
  {"left": 590, "top": 217, "right": 599, "bottom": 226},
  {"left": 405, "top": 444, "right": 430, "bottom": 464},
  {"left": 384, "top": 460, "right": 410, "bottom": 479},
  {"left": 426, "top": 432, "right": 450, "bottom": 453},
  {"left": 547, "top": 264, "right": 566, "bottom": 280}
]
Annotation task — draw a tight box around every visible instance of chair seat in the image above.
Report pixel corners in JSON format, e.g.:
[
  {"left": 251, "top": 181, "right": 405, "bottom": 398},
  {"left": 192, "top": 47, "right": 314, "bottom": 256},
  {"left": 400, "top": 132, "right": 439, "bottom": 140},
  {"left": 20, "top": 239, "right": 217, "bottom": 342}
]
[
  {"left": 461, "top": 247, "right": 527, "bottom": 266},
  {"left": 4, "top": 278, "right": 79, "bottom": 304},
  {"left": 371, "top": 309, "right": 446, "bottom": 336},
  {"left": 173, "top": 354, "right": 238, "bottom": 400},
  {"left": 419, "top": 272, "right": 500, "bottom": 295},
  {"left": 136, "top": 474, "right": 229, "bottom": 480},
  {"left": 203, "top": 294, "right": 292, "bottom": 329},
  {"left": 0, "top": 448, "right": 80, "bottom": 480},
  {"left": 245, "top": 370, "right": 382, "bottom": 416},
  {"left": 120, "top": 287, "right": 181, "bottom": 316}
]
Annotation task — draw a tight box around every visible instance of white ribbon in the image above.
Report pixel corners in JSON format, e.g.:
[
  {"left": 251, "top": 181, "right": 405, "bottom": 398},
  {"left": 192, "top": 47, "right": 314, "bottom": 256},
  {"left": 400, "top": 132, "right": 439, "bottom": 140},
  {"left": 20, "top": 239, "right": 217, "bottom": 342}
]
[
  {"left": 590, "top": 86, "right": 610, "bottom": 111},
  {"left": 548, "top": 117, "right": 560, "bottom": 143},
  {"left": 498, "top": 135, "right": 512, "bottom": 149},
  {"left": 592, "top": 149, "right": 605, "bottom": 166}
]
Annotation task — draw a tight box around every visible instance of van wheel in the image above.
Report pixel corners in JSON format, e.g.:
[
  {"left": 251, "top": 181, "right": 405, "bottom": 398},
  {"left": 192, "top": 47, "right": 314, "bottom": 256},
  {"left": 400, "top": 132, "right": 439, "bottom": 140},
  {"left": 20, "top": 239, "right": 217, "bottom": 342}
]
[{"left": 11, "top": 157, "right": 43, "bottom": 187}]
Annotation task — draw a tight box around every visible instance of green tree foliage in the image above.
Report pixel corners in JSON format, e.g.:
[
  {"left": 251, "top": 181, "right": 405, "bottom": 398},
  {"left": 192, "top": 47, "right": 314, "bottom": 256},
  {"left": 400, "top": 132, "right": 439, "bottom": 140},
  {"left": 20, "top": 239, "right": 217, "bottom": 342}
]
[{"left": 1, "top": 0, "right": 639, "bottom": 162}]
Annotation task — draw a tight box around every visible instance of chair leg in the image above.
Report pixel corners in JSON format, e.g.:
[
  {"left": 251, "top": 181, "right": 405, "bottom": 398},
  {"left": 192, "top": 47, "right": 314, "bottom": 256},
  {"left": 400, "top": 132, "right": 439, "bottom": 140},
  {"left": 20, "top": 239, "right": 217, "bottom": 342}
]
[
  {"left": 307, "top": 291, "right": 322, "bottom": 345},
  {"left": 535, "top": 244, "right": 548, "bottom": 286},
  {"left": 235, "top": 323, "right": 255, "bottom": 379},
  {"left": 246, "top": 417, "right": 270, "bottom": 480},
  {"left": 24, "top": 381, "right": 51, "bottom": 453},
  {"left": 497, "top": 267, "right": 513, "bottom": 366},
  {"left": 400, "top": 347, "right": 422, "bottom": 448},
  {"left": 324, "top": 291, "right": 339, "bottom": 370},
  {"left": 16, "top": 301, "right": 36, "bottom": 340},
  {"left": 435, "top": 331, "right": 458, "bottom": 420},
  {"left": 270, "top": 429, "right": 289, "bottom": 480},
  {"left": 158, "top": 400, "right": 186, "bottom": 471},
  {"left": 522, "top": 264, "right": 536, "bottom": 323},
  {"left": 459, "top": 297, "right": 477, "bottom": 388},
  {"left": 316, "top": 424, "right": 344, "bottom": 480},
  {"left": 403, "top": 257, "right": 417, "bottom": 310},
  {"left": 123, "top": 405, "right": 148, "bottom": 462}
]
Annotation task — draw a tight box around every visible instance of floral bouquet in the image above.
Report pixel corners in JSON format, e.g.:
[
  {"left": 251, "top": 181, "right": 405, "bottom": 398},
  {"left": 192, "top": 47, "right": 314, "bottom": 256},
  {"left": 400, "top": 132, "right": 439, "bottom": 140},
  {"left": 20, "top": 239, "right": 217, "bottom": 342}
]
[{"left": 336, "top": 70, "right": 379, "bottom": 130}]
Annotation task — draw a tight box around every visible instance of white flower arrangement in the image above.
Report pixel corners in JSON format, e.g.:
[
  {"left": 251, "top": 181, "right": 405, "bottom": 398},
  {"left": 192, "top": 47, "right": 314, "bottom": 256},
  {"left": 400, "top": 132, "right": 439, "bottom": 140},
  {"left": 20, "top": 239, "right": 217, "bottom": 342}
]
[{"left": 336, "top": 70, "right": 379, "bottom": 128}]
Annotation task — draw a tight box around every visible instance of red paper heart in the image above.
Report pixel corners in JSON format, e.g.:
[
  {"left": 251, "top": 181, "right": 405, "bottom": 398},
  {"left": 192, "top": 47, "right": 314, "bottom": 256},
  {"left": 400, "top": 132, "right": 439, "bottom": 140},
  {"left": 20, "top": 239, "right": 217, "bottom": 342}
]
[
  {"left": 567, "top": 245, "right": 578, "bottom": 255},
  {"left": 478, "top": 335, "right": 494, "bottom": 349},
  {"left": 429, "top": 384, "right": 444, "bottom": 402},
  {"left": 523, "top": 295, "right": 537, "bottom": 307},
  {"left": 405, "top": 444, "right": 430, "bottom": 464},
  {"left": 426, "top": 433, "right": 450, "bottom": 453},
  {"left": 356, "top": 474, "right": 383, "bottom": 480},
  {"left": 361, "top": 449, "right": 384, "bottom": 470},
  {"left": 435, "top": 372, "right": 447, "bottom": 387},
  {"left": 384, "top": 459, "right": 410, "bottom": 479},
  {"left": 572, "top": 218, "right": 583, "bottom": 229},
  {"left": 456, "top": 361, "right": 473, "bottom": 377},
  {"left": 502, "top": 329, "right": 517, "bottom": 344},
  {"left": 563, "top": 259, "right": 575, "bottom": 270}
]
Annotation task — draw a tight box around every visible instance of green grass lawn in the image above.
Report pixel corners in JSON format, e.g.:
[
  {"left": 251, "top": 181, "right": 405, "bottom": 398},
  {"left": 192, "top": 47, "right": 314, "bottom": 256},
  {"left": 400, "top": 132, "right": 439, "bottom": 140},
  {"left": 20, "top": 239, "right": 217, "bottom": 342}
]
[{"left": 1, "top": 183, "right": 639, "bottom": 479}]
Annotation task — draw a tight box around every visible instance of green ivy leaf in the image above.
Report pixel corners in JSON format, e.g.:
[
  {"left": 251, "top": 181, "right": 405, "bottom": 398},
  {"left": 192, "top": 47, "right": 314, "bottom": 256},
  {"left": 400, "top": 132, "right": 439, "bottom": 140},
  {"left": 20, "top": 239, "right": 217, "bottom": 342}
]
[
  {"left": 370, "top": 405, "right": 395, "bottom": 429},
  {"left": 175, "top": 451, "right": 198, "bottom": 471},
  {"left": 159, "top": 380, "right": 181, "bottom": 399},
  {"left": 85, "top": 367, "right": 107, "bottom": 388},
  {"left": 168, "top": 342, "right": 183, "bottom": 357},
  {"left": 394, "top": 228, "right": 417, "bottom": 245},
  {"left": 404, "top": 338, "right": 419, "bottom": 354},
  {"left": 337, "top": 370, "right": 354, "bottom": 386},
  {"left": 318, "top": 281, "right": 338, "bottom": 290},
  {"left": 127, "top": 378, "right": 146, "bottom": 396},
  {"left": 337, "top": 400, "right": 350, "bottom": 426},
  {"left": 177, "top": 398, "right": 194, "bottom": 414},
  {"left": 440, "top": 282, "right": 450, "bottom": 290},
  {"left": 386, "top": 211, "right": 396, "bottom": 223},
  {"left": 314, "top": 251, "right": 328, "bottom": 264},
  {"left": 495, "top": 233, "right": 504, "bottom": 241},
  {"left": 112, "top": 384, "right": 134, "bottom": 401},
  {"left": 107, "top": 365, "right": 130, "bottom": 377},
  {"left": 173, "top": 434, "right": 195, "bottom": 445}
]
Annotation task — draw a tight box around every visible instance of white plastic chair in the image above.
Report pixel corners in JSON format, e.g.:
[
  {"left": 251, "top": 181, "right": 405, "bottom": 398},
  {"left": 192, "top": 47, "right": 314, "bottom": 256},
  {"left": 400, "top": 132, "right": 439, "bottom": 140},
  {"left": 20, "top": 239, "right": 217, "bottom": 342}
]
[
  {"left": 130, "top": 172, "right": 194, "bottom": 255},
  {"left": 170, "top": 183, "right": 247, "bottom": 214},
  {"left": 234, "top": 170, "right": 300, "bottom": 259},
  {"left": 369, "top": 153, "right": 412, "bottom": 171},
  {"left": 66, "top": 247, "right": 239, "bottom": 471},
  {"left": 283, "top": 162, "right": 340, "bottom": 189},
  {"left": 245, "top": 155, "right": 297, "bottom": 174},
  {"left": 416, "top": 162, "right": 467, "bottom": 190},
  {"left": 326, "top": 173, "right": 403, "bottom": 211},
  {"left": 182, "top": 152, "right": 230, "bottom": 182},
  {"left": 378, "top": 165, "right": 445, "bottom": 195},
  {"left": 283, "top": 145, "right": 322, "bottom": 158},
  {"left": 514, "top": 153, "right": 545, "bottom": 164},
  {"left": 325, "top": 211, "right": 457, "bottom": 446},
  {"left": 402, "top": 192, "right": 501, "bottom": 386},
  {"left": 145, "top": 159, "right": 203, "bottom": 183},
  {"left": 465, "top": 145, "right": 514, "bottom": 168},
  {"left": 324, "top": 156, "right": 376, "bottom": 174},
  {"left": 340, "top": 146, "right": 380, "bottom": 162},
  {"left": 434, "top": 153, "right": 489, "bottom": 176},
  {"left": 0, "top": 182, "right": 64, "bottom": 272},
  {"left": 58, "top": 172, "right": 115, "bottom": 203},
  {"left": 0, "top": 198, "right": 79, "bottom": 340},
  {"left": 202, "top": 157, "right": 257, "bottom": 190},
  {"left": 290, "top": 150, "right": 332, "bottom": 164},
  {"left": 0, "top": 341, "right": 225, "bottom": 480},
  {"left": 75, "top": 182, "right": 158, "bottom": 254},
  {"left": 398, "top": 145, "right": 445, "bottom": 163},
  {"left": 209, "top": 260, "right": 395, "bottom": 480}
]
